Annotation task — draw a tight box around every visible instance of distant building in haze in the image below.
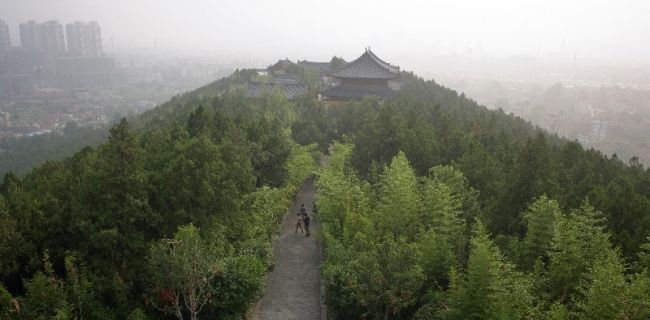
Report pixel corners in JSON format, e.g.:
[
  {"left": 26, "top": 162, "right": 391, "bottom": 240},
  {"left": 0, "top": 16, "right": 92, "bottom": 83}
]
[
  {"left": 0, "top": 20, "right": 11, "bottom": 51},
  {"left": 1, "top": 20, "right": 114, "bottom": 94},
  {"left": 19, "top": 20, "right": 65, "bottom": 56},
  {"left": 66, "top": 21, "right": 103, "bottom": 57},
  {"left": 591, "top": 119, "right": 608, "bottom": 143},
  {"left": 19, "top": 20, "right": 40, "bottom": 52},
  {"left": 39, "top": 20, "right": 65, "bottom": 56},
  {"left": 322, "top": 49, "right": 401, "bottom": 101}
]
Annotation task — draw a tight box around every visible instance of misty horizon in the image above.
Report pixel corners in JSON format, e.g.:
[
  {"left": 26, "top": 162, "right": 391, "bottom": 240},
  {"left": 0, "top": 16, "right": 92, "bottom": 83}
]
[{"left": 2, "top": 0, "right": 650, "bottom": 68}]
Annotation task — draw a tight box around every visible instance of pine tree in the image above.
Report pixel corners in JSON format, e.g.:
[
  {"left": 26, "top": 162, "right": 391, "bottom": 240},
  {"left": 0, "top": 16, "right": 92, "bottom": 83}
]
[
  {"left": 87, "top": 118, "right": 157, "bottom": 295},
  {"left": 547, "top": 200, "right": 611, "bottom": 302},
  {"left": 522, "top": 195, "right": 560, "bottom": 269},
  {"left": 444, "top": 223, "right": 497, "bottom": 320},
  {"left": 186, "top": 105, "right": 210, "bottom": 138},
  {"left": 576, "top": 249, "right": 626, "bottom": 320},
  {"left": 376, "top": 151, "right": 421, "bottom": 239},
  {"left": 444, "top": 222, "right": 534, "bottom": 320},
  {"left": 418, "top": 178, "right": 465, "bottom": 284}
]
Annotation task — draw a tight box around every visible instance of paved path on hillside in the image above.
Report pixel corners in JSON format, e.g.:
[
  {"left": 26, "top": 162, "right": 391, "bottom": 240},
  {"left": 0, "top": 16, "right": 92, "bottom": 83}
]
[{"left": 252, "top": 179, "right": 324, "bottom": 320}]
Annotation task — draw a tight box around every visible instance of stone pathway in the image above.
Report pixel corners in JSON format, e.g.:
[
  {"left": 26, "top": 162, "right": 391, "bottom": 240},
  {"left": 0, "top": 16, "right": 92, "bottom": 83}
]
[{"left": 252, "top": 179, "right": 324, "bottom": 320}]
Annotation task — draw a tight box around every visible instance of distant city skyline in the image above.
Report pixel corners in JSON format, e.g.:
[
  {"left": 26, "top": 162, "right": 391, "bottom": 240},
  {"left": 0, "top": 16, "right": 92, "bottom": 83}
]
[
  {"left": 0, "top": 19, "right": 103, "bottom": 59},
  {"left": 0, "top": 18, "right": 118, "bottom": 60}
]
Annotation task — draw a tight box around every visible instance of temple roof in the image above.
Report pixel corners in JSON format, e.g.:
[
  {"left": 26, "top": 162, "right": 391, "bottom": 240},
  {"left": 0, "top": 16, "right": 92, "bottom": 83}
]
[
  {"left": 268, "top": 59, "right": 293, "bottom": 71},
  {"left": 246, "top": 82, "right": 307, "bottom": 100},
  {"left": 321, "top": 82, "right": 397, "bottom": 100},
  {"left": 298, "top": 61, "right": 333, "bottom": 72},
  {"left": 331, "top": 49, "right": 400, "bottom": 80},
  {"left": 298, "top": 59, "right": 348, "bottom": 74}
]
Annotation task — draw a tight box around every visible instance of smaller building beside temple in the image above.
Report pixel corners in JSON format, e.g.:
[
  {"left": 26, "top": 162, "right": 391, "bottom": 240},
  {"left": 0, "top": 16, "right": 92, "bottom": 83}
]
[
  {"left": 321, "top": 49, "right": 401, "bottom": 101},
  {"left": 245, "top": 59, "right": 308, "bottom": 100}
]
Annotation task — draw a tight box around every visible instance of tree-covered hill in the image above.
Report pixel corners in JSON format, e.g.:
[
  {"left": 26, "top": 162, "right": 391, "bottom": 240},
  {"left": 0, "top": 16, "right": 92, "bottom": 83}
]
[
  {"left": 0, "top": 123, "right": 109, "bottom": 177},
  {"left": 0, "top": 69, "right": 256, "bottom": 178},
  {"left": 314, "top": 72, "right": 650, "bottom": 319},
  {"left": 0, "top": 62, "right": 649, "bottom": 319},
  {"left": 324, "top": 72, "right": 649, "bottom": 257},
  {"left": 0, "top": 68, "right": 318, "bottom": 319}
]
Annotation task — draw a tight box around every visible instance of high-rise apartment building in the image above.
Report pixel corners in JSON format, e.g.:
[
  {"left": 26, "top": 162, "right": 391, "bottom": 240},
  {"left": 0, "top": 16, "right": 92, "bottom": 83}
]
[
  {"left": 0, "top": 19, "right": 11, "bottom": 51},
  {"left": 19, "top": 20, "right": 40, "bottom": 51},
  {"left": 19, "top": 20, "right": 65, "bottom": 56},
  {"left": 39, "top": 20, "right": 65, "bottom": 55},
  {"left": 66, "top": 21, "right": 103, "bottom": 57}
]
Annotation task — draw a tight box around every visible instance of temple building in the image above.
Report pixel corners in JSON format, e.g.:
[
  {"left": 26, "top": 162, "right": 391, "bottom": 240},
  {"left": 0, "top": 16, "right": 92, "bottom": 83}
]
[
  {"left": 321, "top": 49, "right": 400, "bottom": 101},
  {"left": 245, "top": 59, "right": 308, "bottom": 100}
]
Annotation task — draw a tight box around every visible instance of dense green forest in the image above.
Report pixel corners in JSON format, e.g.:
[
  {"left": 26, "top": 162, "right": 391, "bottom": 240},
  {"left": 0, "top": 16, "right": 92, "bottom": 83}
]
[
  {"left": 0, "top": 77, "right": 318, "bottom": 319},
  {"left": 0, "top": 123, "right": 109, "bottom": 177},
  {"left": 1, "top": 64, "right": 649, "bottom": 319},
  {"left": 313, "top": 74, "right": 650, "bottom": 319}
]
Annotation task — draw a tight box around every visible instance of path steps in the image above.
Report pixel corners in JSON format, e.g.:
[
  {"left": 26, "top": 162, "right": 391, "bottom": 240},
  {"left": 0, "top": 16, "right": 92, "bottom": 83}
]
[{"left": 252, "top": 180, "right": 324, "bottom": 320}]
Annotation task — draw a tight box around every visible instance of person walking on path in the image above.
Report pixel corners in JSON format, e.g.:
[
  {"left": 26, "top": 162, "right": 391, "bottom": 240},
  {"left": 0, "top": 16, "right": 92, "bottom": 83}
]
[
  {"left": 303, "top": 213, "right": 311, "bottom": 237},
  {"left": 295, "top": 213, "right": 304, "bottom": 233},
  {"left": 252, "top": 180, "right": 322, "bottom": 320}
]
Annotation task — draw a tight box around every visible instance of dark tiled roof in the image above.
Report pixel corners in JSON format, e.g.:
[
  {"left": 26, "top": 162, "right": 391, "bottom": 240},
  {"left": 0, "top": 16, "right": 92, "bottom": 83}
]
[
  {"left": 331, "top": 49, "right": 400, "bottom": 80},
  {"left": 246, "top": 82, "right": 308, "bottom": 100},
  {"left": 270, "top": 74, "right": 300, "bottom": 85},
  {"left": 321, "top": 82, "right": 397, "bottom": 100},
  {"left": 298, "top": 61, "right": 332, "bottom": 72},
  {"left": 268, "top": 59, "right": 293, "bottom": 71}
]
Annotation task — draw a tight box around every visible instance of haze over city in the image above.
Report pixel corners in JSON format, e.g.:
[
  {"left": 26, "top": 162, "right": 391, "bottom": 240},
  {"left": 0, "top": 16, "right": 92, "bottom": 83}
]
[
  {"left": 2, "top": 0, "right": 650, "bottom": 165},
  {"left": 2, "top": 0, "right": 650, "bottom": 67}
]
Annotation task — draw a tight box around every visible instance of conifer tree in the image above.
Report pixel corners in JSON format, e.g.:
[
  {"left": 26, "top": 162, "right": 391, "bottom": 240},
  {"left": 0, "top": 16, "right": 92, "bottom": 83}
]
[
  {"left": 418, "top": 179, "right": 464, "bottom": 284},
  {"left": 522, "top": 195, "right": 560, "bottom": 269},
  {"left": 547, "top": 201, "right": 611, "bottom": 302},
  {"left": 377, "top": 151, "right": 421, "bottom": 239},
  {"left": 576, "top": 248, "right": 626, "bottom": 320},
  {"left": 444, "top": 222, "right": 534, "bottom": 320},
  {"left": 444, "top": 223, "right": 497, "bottom": 320}
]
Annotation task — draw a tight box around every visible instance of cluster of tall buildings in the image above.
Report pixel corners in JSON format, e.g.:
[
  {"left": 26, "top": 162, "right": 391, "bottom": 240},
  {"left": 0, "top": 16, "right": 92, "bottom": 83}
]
[
  {"left": 0, "top": 19, "right": 103, "bottom": 57},
  {"left": 0, "top": 19, "right": 113, "bottom": 97}
]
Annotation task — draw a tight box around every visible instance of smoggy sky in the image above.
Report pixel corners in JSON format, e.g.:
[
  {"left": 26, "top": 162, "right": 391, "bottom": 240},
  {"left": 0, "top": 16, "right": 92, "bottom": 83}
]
[{"left": 2, "top": 0, "right": 650, "bottom": 66}]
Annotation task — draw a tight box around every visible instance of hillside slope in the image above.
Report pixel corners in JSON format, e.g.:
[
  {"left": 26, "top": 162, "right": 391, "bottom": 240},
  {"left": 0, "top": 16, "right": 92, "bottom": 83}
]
[{"left": 0, "top": 64, "right": 648, "bottom": 319}]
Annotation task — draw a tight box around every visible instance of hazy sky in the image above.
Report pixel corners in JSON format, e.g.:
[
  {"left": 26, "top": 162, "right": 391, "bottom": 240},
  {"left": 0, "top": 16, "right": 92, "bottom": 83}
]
[{"left": 2, "top": 0, "right": 650, "bottom": 66}]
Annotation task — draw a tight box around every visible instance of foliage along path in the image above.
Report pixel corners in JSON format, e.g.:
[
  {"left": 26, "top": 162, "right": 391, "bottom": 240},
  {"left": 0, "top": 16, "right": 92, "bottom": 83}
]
[{"left": 252, "top": 178, "right": 324, "bottom": 320}]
